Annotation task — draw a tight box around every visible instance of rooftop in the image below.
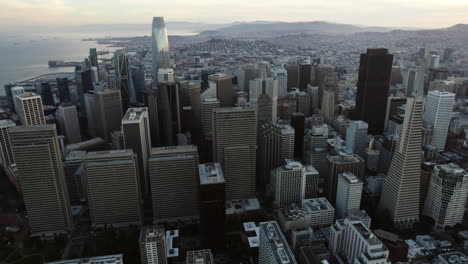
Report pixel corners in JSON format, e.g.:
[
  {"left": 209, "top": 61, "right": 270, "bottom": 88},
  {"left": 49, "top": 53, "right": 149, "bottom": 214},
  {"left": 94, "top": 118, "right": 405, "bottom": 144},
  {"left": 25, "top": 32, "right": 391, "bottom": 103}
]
[
  {"left": 122, "top": 107, "right": 148, "bottom": 123},
  {"left": 339, "top": 172, "right": 361, "bottom": 184},
  {"left": 166, "top": 230, "right": 179, "bottom": 258},
  {"left": 46, "top": 254, "right": 123, "bottom": 264},
  {"left": 302, "top": 198, "right": 334, "bottom": 212},
  {"left": 260, "top": 221, "right": 297, "bottom": 264},
  {"left": 186, "top": 249, "right": 214, "bottom": 264},
  {"left": 199, "top": 163, "right": 225, "bottom": 185},
  {"left": 139, "top": 226, "right": 165, "bottom": 243}
]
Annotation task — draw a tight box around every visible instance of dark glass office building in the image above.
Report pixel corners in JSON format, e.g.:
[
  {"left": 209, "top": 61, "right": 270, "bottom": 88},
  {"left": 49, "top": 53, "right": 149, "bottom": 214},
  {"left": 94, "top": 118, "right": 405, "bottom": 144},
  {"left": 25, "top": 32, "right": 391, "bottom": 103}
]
[{"left": 355, "top": 49, "right": 393, "bottom": 135}]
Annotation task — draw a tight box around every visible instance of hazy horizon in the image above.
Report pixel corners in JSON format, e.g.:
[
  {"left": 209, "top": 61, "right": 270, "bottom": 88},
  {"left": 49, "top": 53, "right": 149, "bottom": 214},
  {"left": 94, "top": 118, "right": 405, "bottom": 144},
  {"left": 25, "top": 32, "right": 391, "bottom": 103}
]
[{"left": 1, "top": 0, "right": 468, "bottom": 33}]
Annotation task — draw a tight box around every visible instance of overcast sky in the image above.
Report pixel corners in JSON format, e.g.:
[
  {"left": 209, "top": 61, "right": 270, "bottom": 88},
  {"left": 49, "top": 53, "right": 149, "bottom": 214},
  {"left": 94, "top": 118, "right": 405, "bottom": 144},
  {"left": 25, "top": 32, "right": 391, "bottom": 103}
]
[{"left": 1, "top": 0, "right": 468, "bottom": 30}]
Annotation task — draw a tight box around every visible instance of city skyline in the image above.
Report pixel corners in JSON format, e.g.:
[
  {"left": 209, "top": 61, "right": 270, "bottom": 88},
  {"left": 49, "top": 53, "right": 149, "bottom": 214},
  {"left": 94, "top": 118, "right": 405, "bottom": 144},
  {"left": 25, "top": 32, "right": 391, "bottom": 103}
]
[{"left": 1, "top": 0, "right": 468, "bottom": 32}]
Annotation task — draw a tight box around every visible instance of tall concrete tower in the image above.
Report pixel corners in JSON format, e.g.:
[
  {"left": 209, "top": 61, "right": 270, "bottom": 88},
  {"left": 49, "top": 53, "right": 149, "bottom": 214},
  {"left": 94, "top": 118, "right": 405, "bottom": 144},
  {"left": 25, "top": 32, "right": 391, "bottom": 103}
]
[
  {"left": 213, "top": 107, "right": 257, "bottom": 199},
  {"left": 423, "top": 90, "right": 455, "bottom": 151},
  {"left": 122, "top": 107, "right": 152, "bottom": 196},
  {"left": 10, "top": 125, "right": 73, "bottom": 237},
  {"left": 379, "top": 61, "right": 426, "bottom": 229}
]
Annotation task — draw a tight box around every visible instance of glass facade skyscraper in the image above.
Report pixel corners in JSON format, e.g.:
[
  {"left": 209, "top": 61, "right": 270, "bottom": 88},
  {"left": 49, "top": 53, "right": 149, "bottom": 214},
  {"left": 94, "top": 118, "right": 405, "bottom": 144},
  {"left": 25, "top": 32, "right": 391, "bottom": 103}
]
[{"left": 152, "top": 17, "right": 171, "bottom": 84}]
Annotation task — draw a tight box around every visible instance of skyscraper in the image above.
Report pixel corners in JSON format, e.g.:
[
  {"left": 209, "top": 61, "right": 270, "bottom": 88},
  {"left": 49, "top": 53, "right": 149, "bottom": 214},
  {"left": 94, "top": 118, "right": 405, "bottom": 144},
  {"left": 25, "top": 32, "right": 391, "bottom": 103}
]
[
  {"left": 152, "top": 17, "right": 171, "bottom": 83},
  {"left": 291, "top": 112, "right": 305, "bottom": 159},
  {"left": 113, "top": 50, "right": 133, "bottom": 111},
  {"left": 335, "top": 172, "right": 363, "bottom": 219},
  {"left": 149, "top": 145, "right": 200, "bottom": 222},
  {"left": 0, "top": 120, "right": 16, "bottom": 167},
  {"left": 85, "top": 89, "right": 123, "bottom": 141},
  {"left": 122, "top": 107, "right": 152, "bottom": 196},
  {"left": 379, "top": 62, "right": 426, "bottom": 229},
  {"left": 83, "top": 150, "right": 142, "bottom": 228},
  {"left": 208, "top": 73, "right": 234, "bottom": 107},
  {"left": 355, "top": 49, "right": 393, "bottom": 135},
  {"left": 56, "top": 77, "right": 70, "bottom": 102},
  {"left": 157, "top": 82, "right": 180, "bottom": 146},
  {"left": 40, "top": 82, "right": 54, "bottom": 106},
  {"left": 259, "top": 221, "right": 297, "bottom": 264},
  {"left": 258, "top": 123, "right": 294, "bottom": 187},
  {"left": 139, "top": 226, "right": 167, "bottom": 264},
  {"left": 299, "top": 62, "right": 312, "bottom": 91},
  {"left": 15, "top": 92, "right": 46, "bottom": 125},
  {"left": 10, "top": 125, "right": 73, "bottom": 237},
  {"left": 423, "top": 90, "right": 455, "bottom": 151},
  {"left": 142, "top": 89, "right": 161, "bottom": 147},
  {"left": 201, "top": 98, "right": 220, "bottom": 140},
  {"left": 272, "top": 160, "right": 306, "bottom": 208},
  {"left": 346, "top": 121, "right": 368, "bottom": 159},
  {"left": 213, "top": 107, "right": 257, "bottom": 199},
  {"left": 326, "top": 154, "right": 365, "bottom": 205},
  {"left": 199, "top": 163, "right": 226, "bottom": 249},
  {"left": 56, "top": 102, "right": 81, "bottom": 144},
  {"left": 249, "top": 78, "right": 278, "bottom": 126},
  {"left": 321, "top": 90, "right": 335, "bottom": 120},
  {"left": 329, "top": 218, "right": 390, "bottom": 263},
  {"left": 423, "top": 163, "right": 468, "bottom": 230},
  {"left": 272, "top": 67, "right": 288, "bottom": 98}
]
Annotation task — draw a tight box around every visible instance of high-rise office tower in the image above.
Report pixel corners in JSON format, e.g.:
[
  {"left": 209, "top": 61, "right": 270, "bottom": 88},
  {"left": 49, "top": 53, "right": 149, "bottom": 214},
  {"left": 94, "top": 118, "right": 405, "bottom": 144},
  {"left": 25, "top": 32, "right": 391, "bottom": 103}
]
[
  {"left": 89, "top": 48, "right": 99, "bottom": 68},
  {"left": 272, "top": 67, "right": 288, "bottom": 98},
  {"left": 213, "top": 107, "right": 257, "bottom": 199},
  {"left": 428, "top": 54, "right": 440, "bottom": 68},
  {"left": 259, "top": 221, "right": 298, "bottom": 264},
  {"left": 258, "top": 123, "right": 294, "bottom": 187},
  {"left": 152, "top": 17, "right": 171, "bottom": 83},
  {"left": 420, "top": 162, "right": 435, "bottom": 212},
  {"left": 63, "top": 151, "right": 86, "bottom": 202},
  {"left": 286, "top": 64, "right": 299, "bottom": 90},
  {"left": 405, "top": 68, "right": 417, "bottom": 97},
  {"left": 355, "top": 49, "right": 393, "bottom": 135},
  {"left": 15, "top": 92, "right": 46, "bottom": 125},
  {"left": 179, "top": 81, "right": 202, "bottom": 127},
  {"left": 307, "top": 85, "right": 319, "bottom": 111},
  {"left": 326, "top": 154, "right": 365, "bottom": 205},
  {"left": 272, "top": 160, "right": 307, "bottom": 208},
  {"left": 10, "top": 86, "right": 25, "bottom": 113},
  {"left": 85, "top": 89, "right": 123, "bottom": 141},
  {"left": 291, "top": 112, "right": 305, "bottom": 159},
  {"left": 384, "top": 97, "right": 406, "bottom": 132},
  {"left": 149, "top": 145, "right": 199, "bottom": 222},
  {"left": 157, "top": 68, "right": 175, "bottom": 84},
  {"left": 40, "top": 82, "right": 54, "bottom": 106},
  {"left": 208, "top": 73, "right": 233, "bottom": 107},
  {"left": 157, "top": 82, "right": 180, "bottom": 146},
  {"left": 142, "top": 89, "right": 161, "bottom": 147},
  {"left": 199, "top": 163, "right": 226, "bottom": 248},
  {"left": 346, "top": 121, "right": 368, "bottom": 159},
  {"left": 10, "top": 125, "right": 73, "bottom": 237},
  {"left": 201, "top": 98, "right": 220, "bottom": 140},
  {"left": 423, "top": 90, "right": 455, "bottom": 151},
  {"left": 139, "top": 226, "right": 167, "bottom": 264},
  {"left": 296, "top": 91, "right": 311, "bottom": 116},
  {"left": 299, "top": 62, "right": 312, "bottom": 91},
  {"left": 329, "top": 218, "right": 390, "bottom": 263},
  {"left": 243, "top": 64, "right": 260, "bottom": 93},
  {"left": 56, "top": 77, "right": 70, "bottom": 102},
  {"left": 379, "top": 62, "right": 426, "bottom": 229},
  {"left": 122, "top": 107, "right": 152, "bottom": 196},
  {"left": 56, "top": 102, "right": 81, "bottom": 144},
  {"left": 130, "top": 64, "right": 146, "bottom": 102},
  {"left": 250, "top": 78, "right": 278, "bottom": 126},
  {"left": 186, "top": 250, "right": 214, "bottom": 264},
  {"left": 83, "top": 150, "right": 142, "bottom": 227},
  {"left": 423, "top": 163, "right": 468, "bottom": 230},
  {"left": 335, "top": 172, "right": 363, "bottom": 219},
  {"left": 321, "top": 90, "right": 335, "bottom": 120},
  {"left": 113, "top": 50, "right": 133, "bottom": 111},
  {"left": 304, "top": 165, "right": 319, "bottom": 199},
  {"left": 0, "top": 120, "right": 16, "bottom": 167}
]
